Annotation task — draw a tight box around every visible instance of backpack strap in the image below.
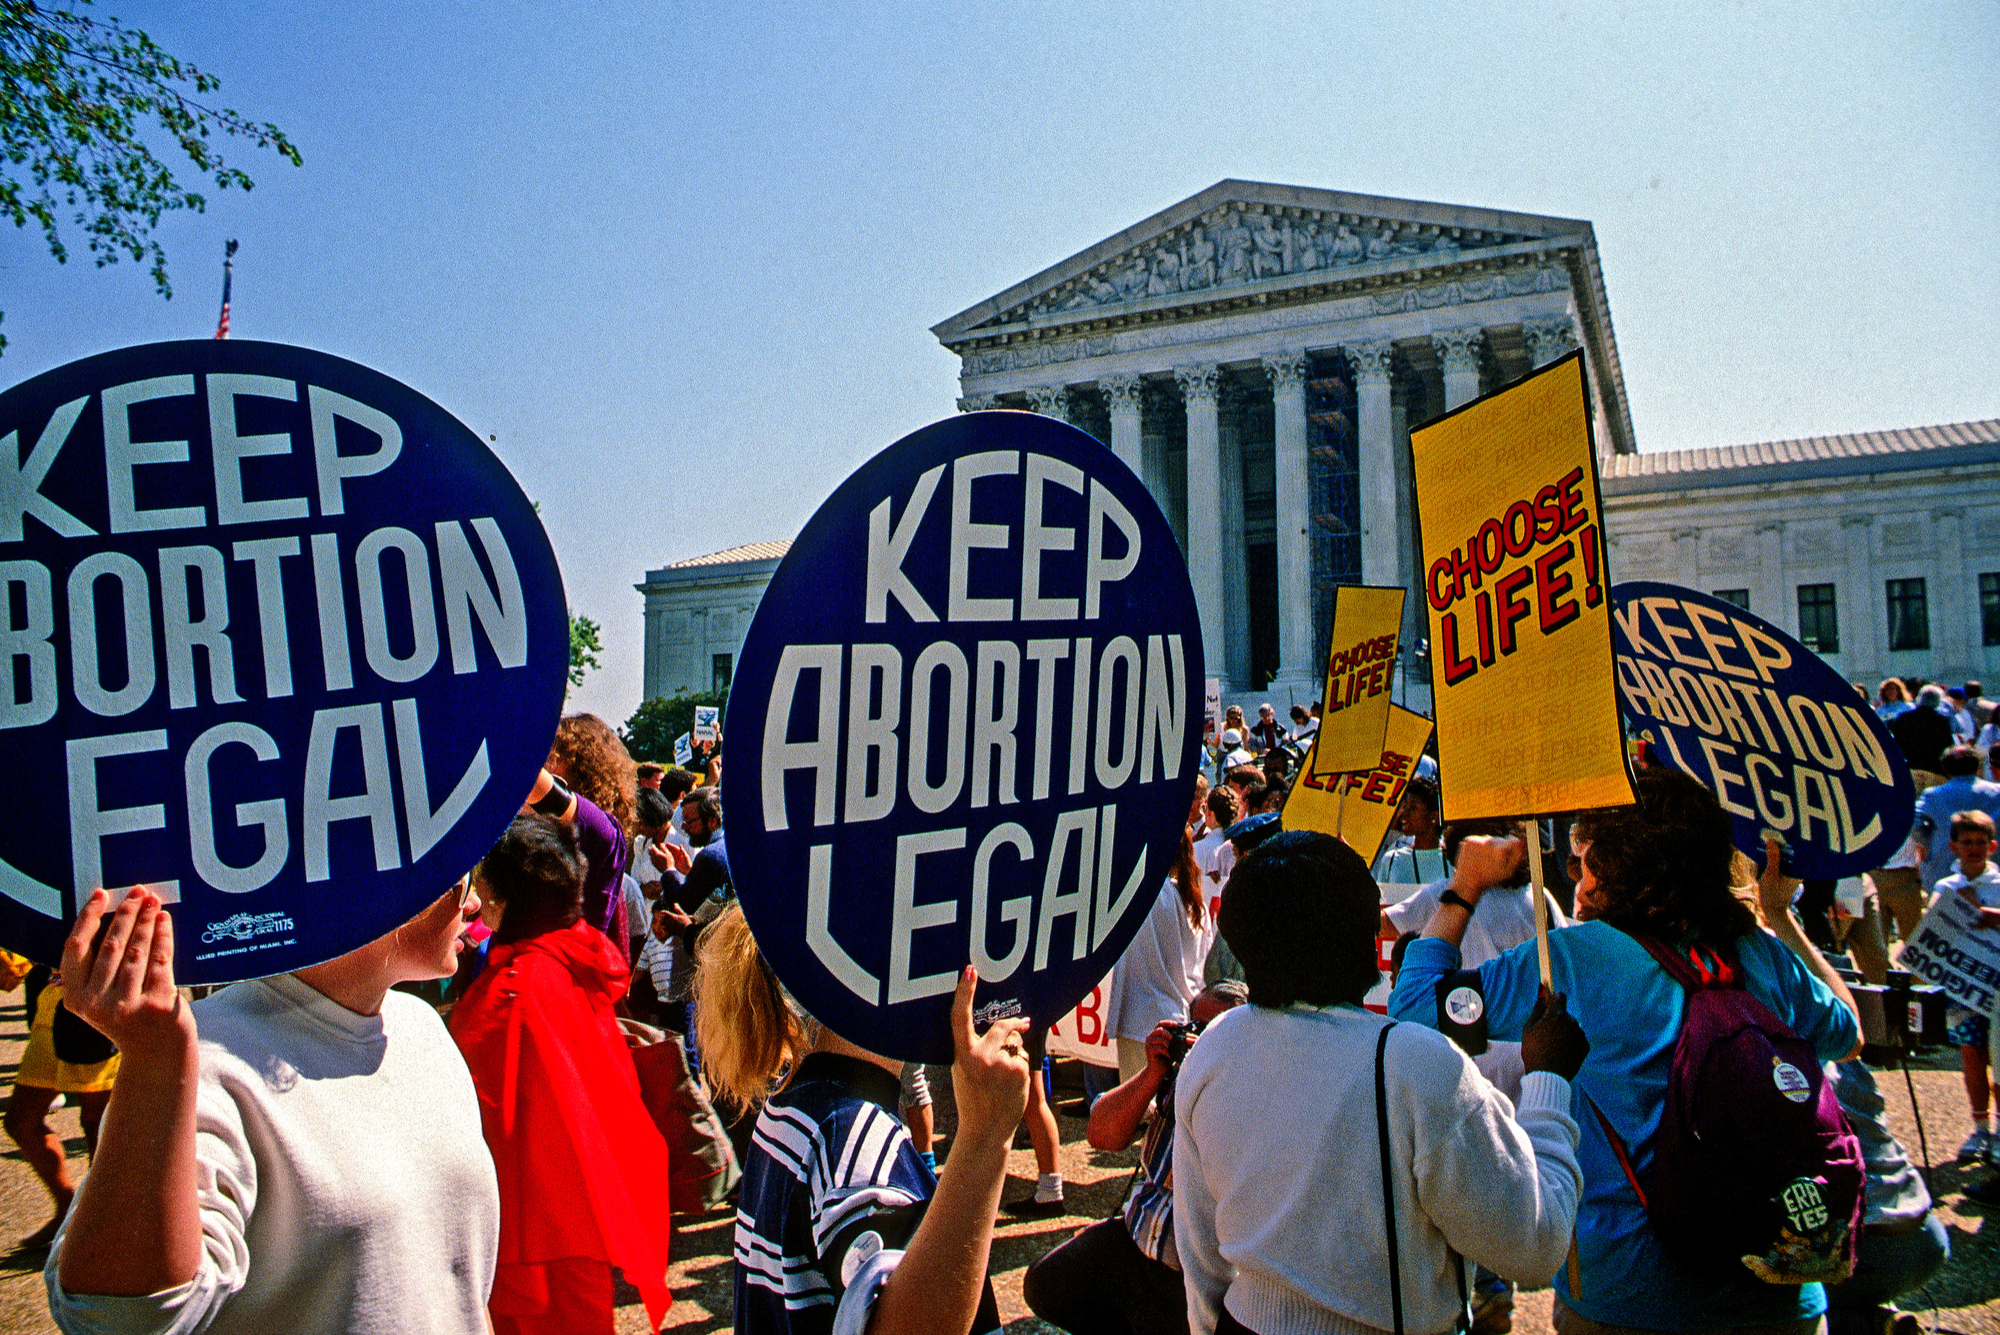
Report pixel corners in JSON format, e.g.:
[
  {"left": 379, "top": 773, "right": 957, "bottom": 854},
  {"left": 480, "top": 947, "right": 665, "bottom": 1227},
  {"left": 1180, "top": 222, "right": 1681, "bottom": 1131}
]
[
  {"left": 1628, "top": 932, "right": 1739, "bottom": 992},
  {"left": 1577, "top": 1088, "right": 1648, "bottom": 1210}
]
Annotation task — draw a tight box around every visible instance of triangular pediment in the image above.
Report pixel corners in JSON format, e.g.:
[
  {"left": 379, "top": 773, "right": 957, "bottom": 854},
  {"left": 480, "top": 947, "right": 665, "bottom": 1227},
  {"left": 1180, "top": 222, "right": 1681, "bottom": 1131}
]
[{"left": 930, "top": 180, "right": 1592, "bottom": 342}]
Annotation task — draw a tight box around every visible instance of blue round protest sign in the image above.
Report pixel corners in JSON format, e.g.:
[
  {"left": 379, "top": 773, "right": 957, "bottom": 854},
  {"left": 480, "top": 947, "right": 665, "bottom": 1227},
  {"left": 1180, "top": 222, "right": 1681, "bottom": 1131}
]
[
  {"left": 1610, "top": 581, "right": 1913, "bottom": 879},
  {"left": 0, "top": 341, "right": 568, "bottom": 981},
  {"left": 725, "top": 412, "right": 1205, "bottom": 1064}
]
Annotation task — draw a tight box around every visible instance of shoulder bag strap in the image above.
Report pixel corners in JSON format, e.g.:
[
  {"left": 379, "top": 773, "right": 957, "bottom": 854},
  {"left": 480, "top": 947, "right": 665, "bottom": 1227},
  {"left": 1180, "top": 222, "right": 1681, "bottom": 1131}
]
[
  {"left": 1375, "top": 1021, "right": 1404, "bottom": 1335},
  {"left": 1377, "top": 1020, "right": 1473, "bottom": 1335}
]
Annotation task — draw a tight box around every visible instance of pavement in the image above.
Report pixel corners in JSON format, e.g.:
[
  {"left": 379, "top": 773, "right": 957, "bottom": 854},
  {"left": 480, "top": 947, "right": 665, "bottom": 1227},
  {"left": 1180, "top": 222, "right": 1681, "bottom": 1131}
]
[{"left": 0, "top": 998, "right": 1992, "bottom": 1334}]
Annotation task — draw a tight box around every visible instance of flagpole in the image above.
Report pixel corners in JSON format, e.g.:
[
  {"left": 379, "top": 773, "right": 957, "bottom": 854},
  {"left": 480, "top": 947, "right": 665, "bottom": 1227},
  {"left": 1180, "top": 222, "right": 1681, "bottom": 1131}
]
[{"left": 214, "top": 239, "right": 238, "bottom": 339}]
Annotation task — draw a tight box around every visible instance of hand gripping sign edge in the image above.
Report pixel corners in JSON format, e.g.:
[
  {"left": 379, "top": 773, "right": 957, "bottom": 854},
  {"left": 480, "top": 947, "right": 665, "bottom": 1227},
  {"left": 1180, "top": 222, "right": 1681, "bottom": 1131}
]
[
  {"left": 723, "top": 411, "right": 1205, "bottom": 1066},
  {"left": 1609, "top": 580, "right": 1913, "bottom": 880},
  {"left": 0, "top": 340, "right": 569, "bottom": 981}
]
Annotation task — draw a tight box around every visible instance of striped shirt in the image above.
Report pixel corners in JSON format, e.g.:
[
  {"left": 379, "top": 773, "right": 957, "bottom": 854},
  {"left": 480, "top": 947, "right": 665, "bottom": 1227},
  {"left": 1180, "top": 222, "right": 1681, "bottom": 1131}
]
[
  {"left": 1121, "top": 1067, "right": 1181, "bottom": 1267},
  {"left": 733, "top": 1053, "right": 998, "bottom": 1335}
]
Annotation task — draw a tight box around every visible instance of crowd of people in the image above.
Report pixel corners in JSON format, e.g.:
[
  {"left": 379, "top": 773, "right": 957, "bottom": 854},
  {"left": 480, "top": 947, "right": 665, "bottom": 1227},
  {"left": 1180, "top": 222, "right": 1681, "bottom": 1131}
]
[{"left": 7, "top": 671, "right": 1995, "bottom": 1335}]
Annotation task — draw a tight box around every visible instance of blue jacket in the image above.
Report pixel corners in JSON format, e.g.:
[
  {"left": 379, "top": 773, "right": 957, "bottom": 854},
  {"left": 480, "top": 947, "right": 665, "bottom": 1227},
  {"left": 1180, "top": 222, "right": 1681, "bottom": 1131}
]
[{"left": 1390, "top": 921, "right": 1856, "bottom": 1331}]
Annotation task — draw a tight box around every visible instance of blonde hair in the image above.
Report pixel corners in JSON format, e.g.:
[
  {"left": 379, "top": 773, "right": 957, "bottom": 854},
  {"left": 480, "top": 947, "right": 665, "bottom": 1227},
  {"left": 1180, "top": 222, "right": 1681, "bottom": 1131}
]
[
  {"left": 1728, "top": 850, "right": 1765, "bottom": 925},
  {"left": 694, "top": 905, "right": 811, "bottom": 1111}
]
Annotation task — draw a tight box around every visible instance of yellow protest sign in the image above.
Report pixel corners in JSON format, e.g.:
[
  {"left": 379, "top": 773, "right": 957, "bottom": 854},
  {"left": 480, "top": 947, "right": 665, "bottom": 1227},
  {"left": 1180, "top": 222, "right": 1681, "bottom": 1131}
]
[
  {"left": 1311, "top": 585, "right": 1405, "bottom": 778},
  {"left": 1411, "top": 351, "right": 1635, "bottom": 820},
  {"left": 1285, "top": 706, "right": 1436, "bottom": 862}
]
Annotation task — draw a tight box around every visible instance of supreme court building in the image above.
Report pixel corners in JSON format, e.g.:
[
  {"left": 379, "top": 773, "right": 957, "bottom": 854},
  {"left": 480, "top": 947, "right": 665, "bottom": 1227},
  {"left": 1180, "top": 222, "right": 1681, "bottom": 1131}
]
[{"left": 640, "top": 181, "right": 2000, "bottom": 710}]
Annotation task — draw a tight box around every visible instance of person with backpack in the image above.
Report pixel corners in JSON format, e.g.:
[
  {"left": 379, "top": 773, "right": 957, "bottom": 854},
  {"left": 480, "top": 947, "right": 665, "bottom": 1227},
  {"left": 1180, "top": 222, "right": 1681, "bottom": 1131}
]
[{"left": 1391, "top": 767, "right": 1863, "bottom": 1335}]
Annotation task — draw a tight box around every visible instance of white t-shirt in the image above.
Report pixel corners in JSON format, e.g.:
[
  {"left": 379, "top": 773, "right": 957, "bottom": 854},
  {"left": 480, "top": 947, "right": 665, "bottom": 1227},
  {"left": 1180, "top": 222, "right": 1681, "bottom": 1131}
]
[
  {"left": 1107, "top": 880, "right": 1217, "bottom": 1044},
  {"left": 1373, "top": 845, "right": 1447, "bottom": 894},
  {"left": 48, "top": 975, "right": 499, "bottom": 1335},
  {"left": 630, "top": 834, "right": 660, "bottom": 887},
  {"left": 1384, "top": 879, "right": 1570, "bottom": 969},
  {"left": 622, "top": 873, "right": 650, "bottom": 942},
  {"left": 1193, "top": 828, "right": 1230, "bottom": 907}
]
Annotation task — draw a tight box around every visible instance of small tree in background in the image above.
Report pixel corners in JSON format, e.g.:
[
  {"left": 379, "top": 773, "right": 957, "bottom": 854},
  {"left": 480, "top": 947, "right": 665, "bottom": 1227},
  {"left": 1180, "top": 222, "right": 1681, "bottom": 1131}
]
[
  {"left": 622, "top": 689, "right": 728, "bottom": 764},
  {"left": 567, "top": 611, "right": 602, "bottom": 696},
  {"left": 0, "top": 0, "right": 303, "bottom": 351}
]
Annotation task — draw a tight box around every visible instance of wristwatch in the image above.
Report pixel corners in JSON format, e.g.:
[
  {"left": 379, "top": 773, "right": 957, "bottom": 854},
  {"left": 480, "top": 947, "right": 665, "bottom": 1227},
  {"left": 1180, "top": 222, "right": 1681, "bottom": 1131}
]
[{"left": 1438, "top": 888, "right": 1477, "bottom": 914}]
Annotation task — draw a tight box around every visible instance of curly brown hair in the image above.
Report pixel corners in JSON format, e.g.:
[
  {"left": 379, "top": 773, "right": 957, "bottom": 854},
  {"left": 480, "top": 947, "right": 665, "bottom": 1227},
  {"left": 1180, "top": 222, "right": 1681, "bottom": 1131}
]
[
  {"left": 1573, "top": 767, "right": 1756, "bottom": 943},
  {"left": 548, "top": 713, "right": 637, "bottom": 838}
]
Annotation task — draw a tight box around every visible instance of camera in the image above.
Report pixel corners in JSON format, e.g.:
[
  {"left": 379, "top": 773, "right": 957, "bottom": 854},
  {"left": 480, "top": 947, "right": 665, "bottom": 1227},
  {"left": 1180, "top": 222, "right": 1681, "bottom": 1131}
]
[{"left": 1161, "top": 1019, "right": 1205, "bottom": 1067}]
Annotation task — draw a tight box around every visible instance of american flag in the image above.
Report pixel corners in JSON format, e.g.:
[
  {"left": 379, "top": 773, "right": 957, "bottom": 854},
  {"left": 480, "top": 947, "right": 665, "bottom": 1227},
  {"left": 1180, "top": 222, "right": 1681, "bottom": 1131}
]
[{"left": 215, "top": 239, "right": 238, "bottom": 339}]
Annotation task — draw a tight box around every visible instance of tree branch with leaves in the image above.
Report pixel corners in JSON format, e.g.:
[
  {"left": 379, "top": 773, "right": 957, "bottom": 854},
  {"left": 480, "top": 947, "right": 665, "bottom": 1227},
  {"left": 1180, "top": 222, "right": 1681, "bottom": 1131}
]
[{"left": 0, "top": 0, "right": 301, "bottom": 350}]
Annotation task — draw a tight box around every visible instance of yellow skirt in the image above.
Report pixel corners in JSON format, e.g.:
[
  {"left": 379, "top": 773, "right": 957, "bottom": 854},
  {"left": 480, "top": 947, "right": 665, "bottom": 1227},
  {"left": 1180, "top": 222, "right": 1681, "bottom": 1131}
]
[{"left": 15, "top": 985, "right": 119, "bottom": 1094}]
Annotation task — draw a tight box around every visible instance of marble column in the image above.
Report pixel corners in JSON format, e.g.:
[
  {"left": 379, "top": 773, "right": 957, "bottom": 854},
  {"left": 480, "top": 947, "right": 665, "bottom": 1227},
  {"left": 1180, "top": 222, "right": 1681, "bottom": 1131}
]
[
  {"left": 1840, "top": 515, "right": 1878, "bottom": 672},
  {"left": 1141, "top": 383, "right": 1178, "bottom": 549},
  {"left": 1344, "top": 341, "right": 1399, "bottom": 589},
  {"left": 1263, "top": 352, "right": 1315, "bottom": 690},
  {"left": 1932, "top": 507, "right": 1971, "bottom": 673},
  {"left": 1027, "top": 385, "right": 1070, "bottom": 422},
  {"left": 1434, "top": 329, "right": 1485, "bottom": 410},
  {"left": 1101, "top": 374, "right": 1144, "bottom": 477},
  {"left": 1754, "top": 522, "right": 1786, "bottom": 629},
  {"left": 1524, "top": 316, "right": 1580, "bottom": 369},
  {"left": 956, "top": 394, "right": 999, "bottom": 413},
  {"left": 1219, "top": 379, "right": 1251, "bottom": 689},
  {"left": 1390, "top": 393, "right": 1419, "bottom": 651},
  {"left": 1175, "top": 364, "right": 1225, "bottom": 688}
]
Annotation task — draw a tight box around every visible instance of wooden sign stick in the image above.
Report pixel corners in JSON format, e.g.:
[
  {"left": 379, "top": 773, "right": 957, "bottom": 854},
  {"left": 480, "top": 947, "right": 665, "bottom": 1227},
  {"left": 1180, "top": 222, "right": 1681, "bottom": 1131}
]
[
  {"left": 1525, "top": 818, "right": 1583, "bottom": 1296},
  {"left": 1526, "top": 820, "right": 1553, "bottom": 988}
]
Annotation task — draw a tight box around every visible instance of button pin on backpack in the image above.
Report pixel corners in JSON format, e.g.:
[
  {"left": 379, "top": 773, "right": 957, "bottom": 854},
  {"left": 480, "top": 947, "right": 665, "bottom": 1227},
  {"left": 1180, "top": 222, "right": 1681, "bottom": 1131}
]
[{"left": 1771, "top": 1056, "right": 1811, "bottom": 1104}]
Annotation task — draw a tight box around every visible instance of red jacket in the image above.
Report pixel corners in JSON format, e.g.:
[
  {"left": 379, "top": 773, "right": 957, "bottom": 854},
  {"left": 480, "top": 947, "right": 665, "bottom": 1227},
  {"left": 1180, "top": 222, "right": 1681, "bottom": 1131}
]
[{"left": 451, "top": 920, "right": 672, "bottom": 1327}]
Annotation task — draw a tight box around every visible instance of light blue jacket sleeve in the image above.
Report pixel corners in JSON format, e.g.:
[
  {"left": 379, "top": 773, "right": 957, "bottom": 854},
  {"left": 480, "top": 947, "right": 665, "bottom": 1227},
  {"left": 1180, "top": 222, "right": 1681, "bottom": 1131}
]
[
  {"left": 1388, "top": 933, "right": 1548, "bottom": 1042},
  {"left": 1741, "top": 930, "right": 1860, "bottom": 1064}
]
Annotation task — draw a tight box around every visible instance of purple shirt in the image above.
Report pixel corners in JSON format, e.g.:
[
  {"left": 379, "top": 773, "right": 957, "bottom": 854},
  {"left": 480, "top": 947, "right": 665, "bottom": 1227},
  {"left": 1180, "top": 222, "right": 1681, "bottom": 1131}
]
[{"left": 571, "top": 793, "right": 630, "bottom": 943}]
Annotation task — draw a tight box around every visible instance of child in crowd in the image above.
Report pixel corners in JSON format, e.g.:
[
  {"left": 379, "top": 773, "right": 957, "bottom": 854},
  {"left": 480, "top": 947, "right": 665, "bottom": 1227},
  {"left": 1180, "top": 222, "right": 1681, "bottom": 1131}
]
[
  {"left": 697, "top": 905, "right": 1028, "bottom": 1335},
  {"left": 1940, "top": 810, "right": 2000, "bottom": 1163}
]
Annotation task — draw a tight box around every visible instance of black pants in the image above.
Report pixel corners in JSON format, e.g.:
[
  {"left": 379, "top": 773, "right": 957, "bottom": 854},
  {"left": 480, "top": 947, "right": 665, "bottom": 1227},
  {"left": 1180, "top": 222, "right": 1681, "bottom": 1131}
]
[{"left": 1022, "top": 1216, "right": 1188, "bottom": 1335}]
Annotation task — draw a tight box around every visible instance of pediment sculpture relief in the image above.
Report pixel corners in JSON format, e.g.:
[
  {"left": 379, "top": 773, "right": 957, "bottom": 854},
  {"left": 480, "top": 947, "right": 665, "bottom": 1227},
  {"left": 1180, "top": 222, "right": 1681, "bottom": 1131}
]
[{"left": 1018, "top": 203, "right": 1518, "bottom": 321}]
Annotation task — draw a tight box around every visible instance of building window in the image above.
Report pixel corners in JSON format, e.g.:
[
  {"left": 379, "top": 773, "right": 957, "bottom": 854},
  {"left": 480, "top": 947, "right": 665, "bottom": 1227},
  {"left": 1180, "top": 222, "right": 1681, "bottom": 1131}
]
[
  {"left": 712, "top": 653, "right": 733, "bottom": 694},
  {"left": 1983, "top": 573, "right": 2000, "bottom": 647},
  {"left": 1797, "top": 584, "right": 1839, "bottom": 654},
  {"left": 1886, "top": 579, "right": 1929, "bottom": 652},
  {"left": 1713, "top": 589, "right": 1750, "bottom": 611}
]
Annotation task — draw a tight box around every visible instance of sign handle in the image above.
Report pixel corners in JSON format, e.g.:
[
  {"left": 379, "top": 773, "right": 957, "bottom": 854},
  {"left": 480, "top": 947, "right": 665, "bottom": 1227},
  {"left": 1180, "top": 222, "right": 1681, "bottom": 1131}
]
[{"left": 1526, "top": 821, "right": 1553, "bottom": 989}]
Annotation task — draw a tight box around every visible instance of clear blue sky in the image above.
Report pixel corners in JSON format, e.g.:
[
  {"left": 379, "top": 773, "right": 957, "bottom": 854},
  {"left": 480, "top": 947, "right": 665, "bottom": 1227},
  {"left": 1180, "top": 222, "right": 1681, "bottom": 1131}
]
[{"left": 4, "top": 0, "right": 1994, "bottom": 722}]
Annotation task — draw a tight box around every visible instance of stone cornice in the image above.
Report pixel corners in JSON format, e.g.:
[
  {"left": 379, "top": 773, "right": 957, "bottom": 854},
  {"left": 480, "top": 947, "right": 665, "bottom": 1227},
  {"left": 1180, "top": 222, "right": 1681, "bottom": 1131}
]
[
  {"left": 940, "top": 238, "right": 1581, "bottom": 350},
  {"left": 955, "top": 267, "right": 1569, "bottom": 384},
  {"left": 932, "top": 179, "right": 1591, "bottom": 341}
]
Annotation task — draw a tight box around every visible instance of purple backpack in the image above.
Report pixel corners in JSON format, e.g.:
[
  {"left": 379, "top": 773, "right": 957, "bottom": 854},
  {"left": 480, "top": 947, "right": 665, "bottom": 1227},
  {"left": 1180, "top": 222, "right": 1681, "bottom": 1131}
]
[{"left": 1588, "top": 934, "right": 1863, "bottom": 1286}]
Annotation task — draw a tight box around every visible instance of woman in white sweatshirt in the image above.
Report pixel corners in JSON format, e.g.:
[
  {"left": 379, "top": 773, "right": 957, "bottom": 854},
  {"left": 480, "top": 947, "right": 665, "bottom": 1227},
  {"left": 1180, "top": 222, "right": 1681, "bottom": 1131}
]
[
  {"left": 43, "top": 880, "right": 499, "bottom": 1335},
  {"left": 1173, "top": 830, "right": 1587, "bottom": 1335}
]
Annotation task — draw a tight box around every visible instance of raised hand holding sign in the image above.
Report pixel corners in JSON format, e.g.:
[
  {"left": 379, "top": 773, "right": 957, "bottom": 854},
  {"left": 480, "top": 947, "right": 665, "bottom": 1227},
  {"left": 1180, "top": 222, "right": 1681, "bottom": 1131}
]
[{"left": 724, "top": 411, "right": 1203, "bottom": 1063}]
